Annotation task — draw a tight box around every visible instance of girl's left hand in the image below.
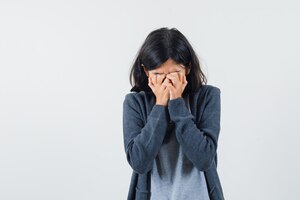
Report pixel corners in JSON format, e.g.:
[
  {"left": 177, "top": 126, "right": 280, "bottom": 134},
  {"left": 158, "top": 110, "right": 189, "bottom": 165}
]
[{"left": 166, "top": 68, "right": 188, "bottom": 100}]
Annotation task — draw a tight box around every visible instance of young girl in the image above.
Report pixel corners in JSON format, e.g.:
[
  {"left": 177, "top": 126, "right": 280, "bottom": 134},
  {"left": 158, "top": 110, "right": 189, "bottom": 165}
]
[{"left": 123, "top": 27, "right": 225, "bottom": 200}]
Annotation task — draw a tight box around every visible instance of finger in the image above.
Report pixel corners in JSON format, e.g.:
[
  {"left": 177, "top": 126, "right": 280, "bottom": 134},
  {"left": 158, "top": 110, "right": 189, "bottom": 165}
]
[
  {"left": 163, "top": 86, "right": 170, "bottom": 97},
  {"left": 177, "top": 72, "right": 183, "bottom": 84},
  {"left": 161, "top": 77, "right": 170, "bottom": 89},
  {"left": 184, "top": 75, "right": 188, "bottom": 86},
  {"left": 167, "top": 84, "right": 175, "bottom": 99},
  {"left": 181, "top": 74, "right": 185, "bottom": 84},
  {"left": 157, "top": 75, "right": 164, "bottom": 85},
  {"left": 179, "top": 65, "right": 186, "bottom": 83},
  {"left": 154, "top": 75, "right": 158, "bottom": 85},
  {"left": 161, "top": 76, "right": 170, "bottom": 84},
  {"left": 167, "top": 74, "right": 180, "bottom": 86},
  {"left": 169, "top": 72, "right": 180, "bottom": 81},
  {"left": 151, "top": 75, "right": 159, "bottom": 85},
  {"left": 148, "top": 77, "right": 154, "bottom": 89},
  {"left": 159, "top": 75, "right": 165, "bottom": 85},
  {"left": 177, "top": 71, "right": 182, "bottom": 83}
]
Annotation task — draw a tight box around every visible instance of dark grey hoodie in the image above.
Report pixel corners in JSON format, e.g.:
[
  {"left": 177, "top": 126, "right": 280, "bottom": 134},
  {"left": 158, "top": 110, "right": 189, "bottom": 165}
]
[{"left": 122, "top": 84, "right": 225, "bottom": 200}]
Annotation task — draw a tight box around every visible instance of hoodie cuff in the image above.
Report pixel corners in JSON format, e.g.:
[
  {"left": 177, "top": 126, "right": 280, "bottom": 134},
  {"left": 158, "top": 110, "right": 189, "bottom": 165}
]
[
  {"left": 168, "top": 97, "right": 190, "bottom": 122},
  {"left": 149, "top": 104, "right": 168, "bottom": 119}
]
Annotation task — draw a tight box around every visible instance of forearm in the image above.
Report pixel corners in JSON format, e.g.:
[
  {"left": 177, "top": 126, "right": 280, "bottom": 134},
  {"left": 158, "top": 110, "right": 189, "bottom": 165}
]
[
  {"left": 168, "top": 96, "right": 220, "bottom": 171},
  {"left": 123, "top": 103, "right": 169, "bottom": 174}
]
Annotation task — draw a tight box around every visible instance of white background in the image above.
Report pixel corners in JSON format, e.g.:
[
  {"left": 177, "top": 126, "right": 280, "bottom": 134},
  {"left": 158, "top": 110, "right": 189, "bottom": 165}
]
[{"left": 0, "top": 0, "right": 299, "bottom": 199}]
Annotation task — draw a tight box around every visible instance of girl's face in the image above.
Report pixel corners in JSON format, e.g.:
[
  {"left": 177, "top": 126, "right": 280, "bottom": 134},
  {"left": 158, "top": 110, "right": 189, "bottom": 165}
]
[{"left": 142, "top": 58, "right": 190, "bottom": 83}]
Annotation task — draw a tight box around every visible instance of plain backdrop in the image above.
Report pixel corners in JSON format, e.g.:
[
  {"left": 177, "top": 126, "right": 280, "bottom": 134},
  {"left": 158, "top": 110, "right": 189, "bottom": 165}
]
[{"left": 0, "top": 0, "right": 299, "bottom": 199}]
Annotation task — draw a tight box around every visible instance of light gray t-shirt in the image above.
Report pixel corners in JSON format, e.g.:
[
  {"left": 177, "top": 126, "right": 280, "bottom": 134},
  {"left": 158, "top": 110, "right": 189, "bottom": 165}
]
[{"left": 150, "top": 96, "right": 210, "bottom": 200}]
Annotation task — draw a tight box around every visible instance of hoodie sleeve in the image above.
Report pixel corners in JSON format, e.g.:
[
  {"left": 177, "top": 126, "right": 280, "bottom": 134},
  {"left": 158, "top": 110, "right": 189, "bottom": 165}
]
[
  {"left": 167, "top": 87, "right": 221, "bottom": 171},
  {"left": 122, "top": 93, "right": 169, "bottom": 174}
]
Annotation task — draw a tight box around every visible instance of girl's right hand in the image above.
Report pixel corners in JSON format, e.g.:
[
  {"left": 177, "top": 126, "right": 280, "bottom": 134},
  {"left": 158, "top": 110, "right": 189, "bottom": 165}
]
[{"left": 148, "top": 75, "right": 170, "bottom": 106}]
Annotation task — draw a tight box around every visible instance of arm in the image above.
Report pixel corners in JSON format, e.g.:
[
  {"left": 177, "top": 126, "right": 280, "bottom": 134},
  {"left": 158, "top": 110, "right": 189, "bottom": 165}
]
[
  {"left": 122, "top": 93, "right": 169, "bottom": 174},
  {"left": 168, "top": 87, "right": 221, "bottom": 171}
]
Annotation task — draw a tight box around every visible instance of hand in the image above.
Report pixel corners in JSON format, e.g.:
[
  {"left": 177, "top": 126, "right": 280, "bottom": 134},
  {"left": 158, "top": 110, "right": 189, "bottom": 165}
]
[
  {"left": 166, "top": 67, "right": 188, "bottom": 100},
  {"left": 148, "top": 74, "right": 171, "bottom": 106}
]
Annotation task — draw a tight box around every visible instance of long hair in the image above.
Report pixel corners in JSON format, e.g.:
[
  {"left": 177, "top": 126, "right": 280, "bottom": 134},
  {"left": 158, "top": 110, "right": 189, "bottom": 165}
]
[{"left": 129, "top": 27, "right": 207, "bottom": 97}]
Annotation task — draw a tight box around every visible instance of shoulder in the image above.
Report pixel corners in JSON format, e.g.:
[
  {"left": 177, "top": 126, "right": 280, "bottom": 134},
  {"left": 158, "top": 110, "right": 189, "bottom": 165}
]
[
  {"left": 123, "top": 91, "right": 147, "bottom": 108},
  {"left": 124, "top": 91, "right": 145, "bottom": 101},
  {"left": 190, "top": 84, "right": 221, "bottom": 107},
  {"left": 206, "top": 85, "right": 221, "bottom": 96},
  {"left": 194, "top": 84, "right": 221, "bottom": 97}
]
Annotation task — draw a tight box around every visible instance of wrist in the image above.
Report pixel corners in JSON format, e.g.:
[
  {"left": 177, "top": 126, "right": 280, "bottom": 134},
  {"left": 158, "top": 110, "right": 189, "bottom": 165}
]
[{"left": 155, "top": 101, "right": 167, "bottom": 106}]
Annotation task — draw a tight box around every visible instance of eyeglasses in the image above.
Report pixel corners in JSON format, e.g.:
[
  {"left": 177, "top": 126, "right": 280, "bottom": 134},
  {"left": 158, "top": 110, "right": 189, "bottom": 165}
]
[
  {"left": 150, "top": 70, "right": 182, "bottom": 77},
  {"left": 149, "top": 70, "right": 182, "bottom": 82}
]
